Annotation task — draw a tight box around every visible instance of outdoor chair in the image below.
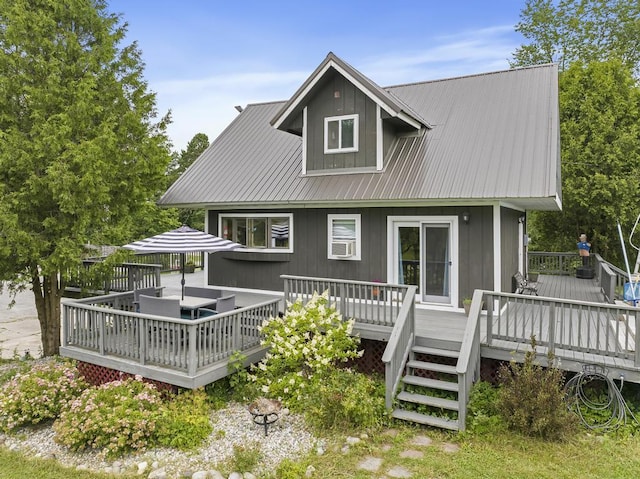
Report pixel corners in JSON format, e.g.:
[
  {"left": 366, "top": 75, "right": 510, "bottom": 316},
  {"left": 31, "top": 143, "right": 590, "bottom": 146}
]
[
  {"left": 213, "top": 294, "right": 236, "bottom": 314},
  {"left": 514, "top": 272, "right": 538, "bottom": 296},
  {"left": 133, "top": 287, "right": 162, "bottom": 312},
  {"left": 138, "top": 294, "right": 181, "bottom": 318}
]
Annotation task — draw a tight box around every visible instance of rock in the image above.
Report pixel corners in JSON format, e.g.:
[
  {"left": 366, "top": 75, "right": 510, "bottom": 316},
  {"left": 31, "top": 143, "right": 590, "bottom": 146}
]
[
  {"left": 441, "top": 442, "right": 460, "bottom": 453},
  {"left": 345, "top": 436, "right": 361, "bottom": 445},
  {"left": 76, "top": 464, "right": 89, "bottom": 471},
  {"left": 148, "top": 468, "right": 167, "bottom": 479},
  {"left": 411, "top": 435, "right": 433, "bottom": 447},
  {"left": 305, "top": 465, "right": 316, "bottom": 477},
  {"left": 180, "top": 470, "right": 194, "bottom": 478},
  {"left": 244, "top": 473, "right": 258, "bottom": 479},
  {"left": 152, "top": 461, "right": 160, "bottom": 469},
  {"left": 387, "top": 465, "right": 412, "bottom": 478},
  {"left": 191, "top": 472, "right": 209, "bottom": 479},
  {"left": 400, "top": 449, "right": 424, "bottom": 459},
  {"left": 357, "top": 456, "right": 382, "bottom": 472},
  {"left": 359, "top": 433, "right": 369, "bottom": 440},
  {"left": 208, "top": 471, "right": 225, "bottom": 479},
  {"left": 138, "top": 461, "right": 149, "bottom": 474},
  {"left": 228, "top": 472, "right": 243, "bottom": 479},
  {"left": 341, "top": 445, "right": 350, "bottom": 454}
]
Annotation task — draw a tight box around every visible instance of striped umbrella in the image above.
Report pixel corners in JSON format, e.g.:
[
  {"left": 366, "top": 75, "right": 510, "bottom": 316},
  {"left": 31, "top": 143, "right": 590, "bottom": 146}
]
[{"left": 123, "top": 225, "right": 242, "bottom": 299}]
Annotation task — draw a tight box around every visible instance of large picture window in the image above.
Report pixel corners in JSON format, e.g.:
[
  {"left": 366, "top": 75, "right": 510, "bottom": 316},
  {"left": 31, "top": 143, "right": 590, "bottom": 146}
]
[
  {"left": 327, "top": 214, "right": 361, "bottom": 260},
  {"left": 220, "top": 214, "right": 292, "bottom": 252},
  {"left": 324, "top": 114, "right": 358, "bottom": 154}
]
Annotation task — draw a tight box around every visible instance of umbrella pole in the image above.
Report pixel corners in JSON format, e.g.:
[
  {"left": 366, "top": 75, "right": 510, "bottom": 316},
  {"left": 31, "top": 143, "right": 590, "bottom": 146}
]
[{"left": 181, "top": 253, "right": 186, "bottom": 300}]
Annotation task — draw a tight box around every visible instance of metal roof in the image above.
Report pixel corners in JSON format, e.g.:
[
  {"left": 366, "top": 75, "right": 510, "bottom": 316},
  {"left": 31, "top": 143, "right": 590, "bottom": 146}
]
[{"left": 160, "top": 60, "right": 560, "bottom": 211}]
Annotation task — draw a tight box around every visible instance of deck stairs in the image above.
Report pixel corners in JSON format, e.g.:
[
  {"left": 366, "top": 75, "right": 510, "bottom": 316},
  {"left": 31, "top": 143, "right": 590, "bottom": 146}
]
[{"left": 392, "top": 336, "right": 463, "bottom": 431}]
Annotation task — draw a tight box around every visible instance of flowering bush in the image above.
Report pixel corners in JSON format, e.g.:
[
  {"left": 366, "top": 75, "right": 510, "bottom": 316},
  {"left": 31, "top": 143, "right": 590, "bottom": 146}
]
[
  {"left": 155, "top": 388, "right": 212, "bottom": 450},
  {"left": 0, "top": 359, "right": 88, "bottom": 432},
  {"left": 53, "top": 377, "right": 163, "bottom": 457},
  {"left": 252, "top": 290, "right": 362, "bottom": 406}
]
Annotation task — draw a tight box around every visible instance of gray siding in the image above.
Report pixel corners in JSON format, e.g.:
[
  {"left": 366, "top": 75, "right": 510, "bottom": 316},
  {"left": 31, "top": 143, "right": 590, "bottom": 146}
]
[
  {"left": 500, "top": 207, "right": 522, "bottom": 292},
  {"left": 306, "top": 70, "right": 377, "bottom": 171},
  {"left": 207, "top": 207, "right": 495, "bottom": 299}
]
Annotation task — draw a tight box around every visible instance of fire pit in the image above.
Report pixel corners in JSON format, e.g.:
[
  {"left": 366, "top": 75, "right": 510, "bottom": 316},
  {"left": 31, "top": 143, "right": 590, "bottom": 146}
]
[{"left": 248, "top": 398, "right": 282, "bottom": 436}]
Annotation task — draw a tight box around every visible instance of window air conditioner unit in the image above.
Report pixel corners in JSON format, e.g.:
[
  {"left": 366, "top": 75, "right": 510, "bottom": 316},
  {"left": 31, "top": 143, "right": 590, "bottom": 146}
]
[{"left": 331, "top": 240, "right": 356, "bottom": 258}]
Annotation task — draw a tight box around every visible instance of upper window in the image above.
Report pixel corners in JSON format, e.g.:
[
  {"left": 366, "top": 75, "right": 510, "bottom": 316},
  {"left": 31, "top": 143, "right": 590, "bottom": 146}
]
[
  {"left": 220, "top": 214, "right": 292, "bottom": 252},
  {"left": 324, "top": 114, "right": 359, "bottom": 154},
  {"left": 327, "top": 214, "right": 361, "bottom": 260}
]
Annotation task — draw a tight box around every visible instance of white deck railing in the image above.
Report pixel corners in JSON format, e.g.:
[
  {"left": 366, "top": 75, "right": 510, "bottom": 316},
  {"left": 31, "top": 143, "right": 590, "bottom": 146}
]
[
  {"left": 62, "top": 294, "right": 279, "bottom": 375},
  {"left": 483, "top": 291, "right": 640, "bottom": 365}
]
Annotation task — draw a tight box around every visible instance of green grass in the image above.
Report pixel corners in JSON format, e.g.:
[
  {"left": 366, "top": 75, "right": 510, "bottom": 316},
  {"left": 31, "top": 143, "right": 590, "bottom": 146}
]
[
  {"left": 0, "top": 448, "right": 136, "bottom": 479},
  {"left": 271, "top": 426, "right": 640, "bottom": 479}
]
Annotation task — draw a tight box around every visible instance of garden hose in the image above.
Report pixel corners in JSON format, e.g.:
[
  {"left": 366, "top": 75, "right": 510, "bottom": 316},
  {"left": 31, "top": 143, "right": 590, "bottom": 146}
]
[{"left": 564, "top": 364, "right": 639, "bottom": 431}]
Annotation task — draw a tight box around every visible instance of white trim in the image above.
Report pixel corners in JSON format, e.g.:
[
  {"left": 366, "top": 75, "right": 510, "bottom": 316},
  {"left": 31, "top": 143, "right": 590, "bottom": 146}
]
[
  {"left": 493, "top": 205, "right": 501, "bottom": 292},
  {"left": 376, "top": 104, "right": 383, "bottom": 170},
  {"left": 327, "top": 214, "right": 361, "bottom": 261},
  {"left": 387, "top": 215, "right": 459, "bottom": 307},
  {"left": 218, "top": 212, "right": 294, "bottom": 253},
  {"left": 301, "top": 107, "right": 307, "bottom": 175},
  {"left": 324, "top": 114, "right": 359, "bottom": 154}
]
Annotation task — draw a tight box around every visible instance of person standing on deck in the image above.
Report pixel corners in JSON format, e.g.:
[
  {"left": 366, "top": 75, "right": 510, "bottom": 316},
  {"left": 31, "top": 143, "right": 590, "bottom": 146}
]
[{"left": 577, "top": 234, "right": 591, "bottom": 267}]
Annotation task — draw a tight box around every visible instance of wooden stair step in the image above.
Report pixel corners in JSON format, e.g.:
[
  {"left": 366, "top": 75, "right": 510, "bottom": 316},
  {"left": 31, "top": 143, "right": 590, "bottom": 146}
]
[
  {"left": 412, "top": 345, "right": 460, "bottom": 359},
  {"left": 403, "top": 375, "right": 459, "bottom": 392},
  {"left": 392, "top": 408, "right": 459, "bottom": 431},
  {"left": 407, "top": 360, "right": 457, "bottom": 375},
  {"left": 397, "top": 391, "right": 459, "bottom": 411}
]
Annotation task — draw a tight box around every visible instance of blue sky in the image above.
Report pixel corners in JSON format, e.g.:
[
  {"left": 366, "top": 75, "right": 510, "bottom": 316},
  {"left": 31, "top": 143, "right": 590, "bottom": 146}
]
[{"left": 106, "top": 1, "right": 527, "bottom": 151}]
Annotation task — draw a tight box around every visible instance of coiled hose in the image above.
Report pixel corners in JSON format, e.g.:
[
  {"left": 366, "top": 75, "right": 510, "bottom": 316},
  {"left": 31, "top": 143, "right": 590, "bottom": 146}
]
[{"left": 565, "top": 364, "right": 639, "bottom": 431}]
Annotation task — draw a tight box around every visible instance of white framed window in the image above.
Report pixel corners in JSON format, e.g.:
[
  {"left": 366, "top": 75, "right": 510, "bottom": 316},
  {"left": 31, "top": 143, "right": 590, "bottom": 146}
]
[
  {"left": 220, "top": 213, "right": 293, "bottom": 252},
  {"left": 324, "top": 114, "right": 358, "bottom": 154},
  {"left": 328, "top": 214, "right": 361, "bottom": 260}
]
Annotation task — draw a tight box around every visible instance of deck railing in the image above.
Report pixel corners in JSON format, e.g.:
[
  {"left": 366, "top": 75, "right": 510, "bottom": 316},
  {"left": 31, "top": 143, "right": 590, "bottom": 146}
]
[
  {"left": 282, "top": 275, "right": 409, "bottom": 327},
  {"left": 456, "top": 289, "right": 484, "bottom": 430},
  {"left": 62, "top": 293, "right": 279, "bottom": 375},
  {"left": 65, "top": 261, "right": 162, "bottom": 295},
  {"left": 528, "top": 251, "right": 581, "bottom": 276},
  {"left": 483, "top": 291, "right": 640, "bottom": 366},
  {"left": 381, "top": 286, "right": 416, "bottom": 409}
]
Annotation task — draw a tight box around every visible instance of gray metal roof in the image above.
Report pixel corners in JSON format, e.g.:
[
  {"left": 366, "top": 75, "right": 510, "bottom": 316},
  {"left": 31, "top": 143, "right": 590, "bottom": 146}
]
[{"left": 160, "top": 61, "right": 560, "bottom": 211}]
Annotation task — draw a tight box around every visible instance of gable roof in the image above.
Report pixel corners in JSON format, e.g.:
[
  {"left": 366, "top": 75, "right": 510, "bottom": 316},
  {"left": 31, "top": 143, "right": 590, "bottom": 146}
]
[
  {"left": 271, "top": 52, "right": 430, "bottom": 132},
  {"left": 160, "top": 56, "right": 561, "bottom": 211}
]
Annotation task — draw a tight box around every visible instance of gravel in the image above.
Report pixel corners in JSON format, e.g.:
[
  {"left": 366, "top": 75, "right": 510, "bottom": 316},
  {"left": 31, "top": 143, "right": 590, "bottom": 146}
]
[{"left": 1, "top": 401, "right": 317, "bottom": 478}]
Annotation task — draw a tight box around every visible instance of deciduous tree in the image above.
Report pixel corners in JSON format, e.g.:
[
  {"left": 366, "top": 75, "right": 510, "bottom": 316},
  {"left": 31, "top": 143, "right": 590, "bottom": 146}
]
[{"left": 0, "top": 0, "right": 173, "bottom": 355}]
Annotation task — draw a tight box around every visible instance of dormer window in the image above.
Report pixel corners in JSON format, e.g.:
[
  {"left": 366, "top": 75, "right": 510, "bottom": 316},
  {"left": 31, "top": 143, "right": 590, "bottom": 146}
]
[{"left": 324, "top": 114, "right": 358, "bottom": 154}]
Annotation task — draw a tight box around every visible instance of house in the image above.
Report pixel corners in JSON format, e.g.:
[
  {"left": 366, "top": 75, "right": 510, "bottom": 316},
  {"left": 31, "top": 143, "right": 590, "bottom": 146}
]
[{"left": 159, "top": 52, "right": 561, "bottom": 311}]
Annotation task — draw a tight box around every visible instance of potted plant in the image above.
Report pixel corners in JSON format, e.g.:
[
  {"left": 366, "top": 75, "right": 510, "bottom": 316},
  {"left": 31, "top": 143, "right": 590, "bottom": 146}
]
[
  {"left": 184, "top": 260, "right": 196, "bottom": 274},
  {"left": 463, "top": 297, "right": 472, "bottom": 316}
]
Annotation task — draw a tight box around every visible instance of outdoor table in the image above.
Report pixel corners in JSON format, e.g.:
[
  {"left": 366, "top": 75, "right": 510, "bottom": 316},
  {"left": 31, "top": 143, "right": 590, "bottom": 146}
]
[{"left": 164, "top": 295, "right": 218, "bottom": 319}]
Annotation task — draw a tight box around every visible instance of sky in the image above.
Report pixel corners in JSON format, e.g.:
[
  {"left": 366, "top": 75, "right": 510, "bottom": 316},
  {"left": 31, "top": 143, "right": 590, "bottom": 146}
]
[{"left": 106, "top": 1, "right": 528, "bottom": 152}]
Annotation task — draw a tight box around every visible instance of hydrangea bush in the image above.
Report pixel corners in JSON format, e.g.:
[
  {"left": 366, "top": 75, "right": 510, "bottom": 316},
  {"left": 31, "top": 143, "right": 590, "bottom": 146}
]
[
  {"left": 251, "top": 290, "right": 362, "bottom": 406},
  {"left": 0, "top": 359, "right": 88, "bottom": 432},
  {"left": 53, "top": 377, "right": 163, "bottom": 457}
]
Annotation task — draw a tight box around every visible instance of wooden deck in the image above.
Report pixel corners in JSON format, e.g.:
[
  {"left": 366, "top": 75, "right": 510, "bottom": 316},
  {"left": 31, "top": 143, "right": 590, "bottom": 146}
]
[{"left": 411, "top": 274, "right": 640, "bottom": 382}]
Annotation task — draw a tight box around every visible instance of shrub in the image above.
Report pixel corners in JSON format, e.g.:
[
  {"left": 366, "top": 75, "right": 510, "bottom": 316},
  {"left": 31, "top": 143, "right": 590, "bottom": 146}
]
[
  {"left": 156, "top": 389, "right": 212, "bottom": 450},
  {"left": 465, "top": 381, "right": 505, "bottom": 434},
  {"left": 304, "top": 367, "right": 387, "bottom": 431},
  {"left": 497, "top": 336, "right": 577, "bottom": 440},
  {"left": 53, "top": 377, "right": 163, "bottom": 457},
  {"left": 0, "top": 359, "right": 87, "bottom": 432},
  {"left": 251, "top": 291, "right": 362, "bottom": 407}
]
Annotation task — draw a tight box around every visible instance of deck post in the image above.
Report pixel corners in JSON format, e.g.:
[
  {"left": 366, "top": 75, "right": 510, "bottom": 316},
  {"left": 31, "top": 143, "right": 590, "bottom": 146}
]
[
  {"left": 548, "top": 302, "right": 556, "bottom": 355},
  {"left": 187, "top": 323, "right": 198, "bottom": 376},
  {"left": 139, "top": 317, "right": 147, "bottom": 365},
  {"left": 486, "top": 294, "right": 493, "bottom": 345},
  {"left": 98, "top": 311, "right": 105, "bottom": 355},
  {"left": 635, "top": 312, "right": 640, "bottom": 367}
]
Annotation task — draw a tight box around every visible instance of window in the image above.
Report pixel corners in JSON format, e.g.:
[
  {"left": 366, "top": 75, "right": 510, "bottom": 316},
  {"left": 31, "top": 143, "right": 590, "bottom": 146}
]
[
  {"left": 324, "top": 114, "right": 358, "bottom": 154},
  {"left": 328, "top": 214, "right": 361, "bottom": 260},
  {"left": 220, "top": 214, "right": 292, "bottom": 252}
]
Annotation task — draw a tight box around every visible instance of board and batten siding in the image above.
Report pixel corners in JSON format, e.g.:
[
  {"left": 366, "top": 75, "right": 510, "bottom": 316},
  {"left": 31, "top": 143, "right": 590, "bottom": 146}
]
[
  {"left": 305, "top": 70, "right": 378, "bottom": 171},
  {"left": 500, "top": 207, "right": 523, "bottom": 293},
  {"left": 207, "top": 207, "right": 496, "bottom": 302}
]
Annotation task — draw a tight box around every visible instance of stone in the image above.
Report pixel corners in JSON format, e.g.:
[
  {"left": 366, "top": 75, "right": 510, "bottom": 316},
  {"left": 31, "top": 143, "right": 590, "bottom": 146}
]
[
  {"left": 345, "top": 436, "right": 361, "bottom": 445},
  {"left": 244, "top": 473, "right": 258, "bottom": 479},
  {"left": 305, "top": 465, "right": 316, "bottom": 477},
  {"left": 138, "top": 461, "right": 149, "bottom": 474},
  {"left": 76, "top": 464, "right": 89, "bottom": 471},
  {"left": 400, "top": 449, "right": 424, "bottom": 459},
  {"left": 191, "top": 472, "right": 209, "bottom": 479},
  {"left": 180, "top": 470, "right": 193, "bottom": 478},
  {"left": 148, "top": 468, "right": 167, "bottom": 479},
  {"left": 357, "top": 456, "right": 383, "bottom": 472},
  {"left": 441, "top": 442, "right": 460, "bottom": 453},
  {"left": 387, "top": 465, "right": 412, "bottom": 478},
  {"left": 228, "top": 472, "right": 243, "bottom": 479},
  {"left": 411, "top": 435, "right": 433, "bottom": 447},
  {"left": 152, "top": 461, "right": 160, "bottom": 469},
  {"left": 208, "top": 471, "right": 225, "bottom": 479}
]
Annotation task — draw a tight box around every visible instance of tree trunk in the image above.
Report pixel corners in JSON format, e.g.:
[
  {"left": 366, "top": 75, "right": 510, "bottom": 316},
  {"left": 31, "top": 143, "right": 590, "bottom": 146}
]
[{"left": 32, "top": 270, "right": 62, "bottom": 356}]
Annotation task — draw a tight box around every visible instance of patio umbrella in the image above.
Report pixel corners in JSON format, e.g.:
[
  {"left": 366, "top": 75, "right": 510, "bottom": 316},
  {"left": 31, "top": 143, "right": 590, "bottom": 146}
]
[{"left": 123, "top": 225, "right": 242, "bottom": 299}]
